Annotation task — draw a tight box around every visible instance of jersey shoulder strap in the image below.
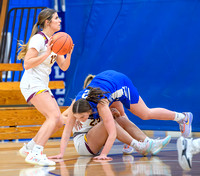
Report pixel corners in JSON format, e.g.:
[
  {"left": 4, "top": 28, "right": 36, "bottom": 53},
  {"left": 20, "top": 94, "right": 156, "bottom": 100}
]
[{"left": 37, "top": 31, "right": 48, "bottom": 45}]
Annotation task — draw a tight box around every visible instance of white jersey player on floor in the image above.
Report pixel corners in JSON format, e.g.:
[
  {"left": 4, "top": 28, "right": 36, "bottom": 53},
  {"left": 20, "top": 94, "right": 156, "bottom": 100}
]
[{"left": 49, "top": 105, "right": 171, "bottom": 159}]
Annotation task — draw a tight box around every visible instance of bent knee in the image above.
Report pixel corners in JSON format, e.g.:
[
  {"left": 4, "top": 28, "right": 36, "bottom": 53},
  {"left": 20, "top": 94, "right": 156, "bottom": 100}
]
[
  {"left": 139, "top": 113, "right": 152, "bottom": 120},
  {"left": 46, "top": 112, "right": 62, "bottom": 122},
  {"left": 57, "top": 117, "right": 65, "bottom": 128}
]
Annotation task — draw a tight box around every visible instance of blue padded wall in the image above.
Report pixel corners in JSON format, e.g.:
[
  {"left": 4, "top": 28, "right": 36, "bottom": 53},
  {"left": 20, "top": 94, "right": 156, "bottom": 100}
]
[{"left": 64, "top": 0, "right": 200, "bottom": 132}]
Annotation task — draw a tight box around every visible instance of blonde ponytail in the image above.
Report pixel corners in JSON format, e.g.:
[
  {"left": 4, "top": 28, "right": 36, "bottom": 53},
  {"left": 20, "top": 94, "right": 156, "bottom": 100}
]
[
  {"left": 83, "top": 74, "right": 95, "bottom": 89},
  {"left": 17, "top": 23, "right": 39, "bottom": 60},
  {"left": 18, "top": 8, "right": 56, "bottom": 60}
]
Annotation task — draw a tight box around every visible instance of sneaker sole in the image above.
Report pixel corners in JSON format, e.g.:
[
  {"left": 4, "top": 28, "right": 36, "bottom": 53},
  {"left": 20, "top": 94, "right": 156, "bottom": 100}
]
[
  {"left": 123, "top": 149, "right": 134, "bottom": 155},
  {"left": 25, "top": 158, "right": 39, "bottom": 165},
  {"left": 177, "top": 137, "right": 191, "bottom": 170},
  {"left": 151, "top": 136, "right": 171, "bottom": 155}
]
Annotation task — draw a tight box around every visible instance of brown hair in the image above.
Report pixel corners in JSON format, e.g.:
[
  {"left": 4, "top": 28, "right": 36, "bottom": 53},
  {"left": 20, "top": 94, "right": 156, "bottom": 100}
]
[
  {"left": 83, "top": 74, "right": 95, "bottom": 89},
  {"left": 72, "top": 98, "right": 91, "bottom": 114},
  {"left": 18, "top": 8, "right": 56, "bottom": 60},
  {"left": 72, "top": 87, "right": 109, "bottom": 114}
]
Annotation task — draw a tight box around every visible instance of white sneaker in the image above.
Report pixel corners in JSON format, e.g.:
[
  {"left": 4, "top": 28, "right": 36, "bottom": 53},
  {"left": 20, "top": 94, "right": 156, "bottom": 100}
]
[
  {"left": 150, "top": 136, "right": 171, "bottom": 155},
  {"left": 122, "top": 144, "right": 135, "bottom": 155},
  {"left": 19, "top": 143, "right": 31, "bottom": 158},
  {"left": 134, "top": 140, "right": 153, "bottom": 156},
  {"left": 177, "top": 136, "right": 193, "bottom": 170},
  {"left": 25, "top": 152, "right": 56, "bottom": 166}
]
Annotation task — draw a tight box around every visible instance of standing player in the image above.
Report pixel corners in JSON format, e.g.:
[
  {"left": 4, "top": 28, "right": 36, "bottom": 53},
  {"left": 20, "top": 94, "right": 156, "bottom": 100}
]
[
  {"left": 18, "top": 8, "right": 73, "bottom": 165},
  {"left": 177, "top": 136, "right": 200, "bottom": 170}
]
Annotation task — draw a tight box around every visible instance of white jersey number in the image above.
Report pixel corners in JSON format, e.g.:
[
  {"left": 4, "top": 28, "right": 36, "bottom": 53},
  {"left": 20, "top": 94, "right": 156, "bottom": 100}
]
[{"left": 82, "top": 89, "right": 90, "bottom": 99}]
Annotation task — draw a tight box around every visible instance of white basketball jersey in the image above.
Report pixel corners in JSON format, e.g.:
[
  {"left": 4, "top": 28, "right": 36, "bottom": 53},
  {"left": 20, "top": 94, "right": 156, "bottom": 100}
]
[
  {"left": 20, "top": 33, "right": 57, "bottom": 89},
  {"left": 73, "top": 116, "right": 102, "bottom": 133}
]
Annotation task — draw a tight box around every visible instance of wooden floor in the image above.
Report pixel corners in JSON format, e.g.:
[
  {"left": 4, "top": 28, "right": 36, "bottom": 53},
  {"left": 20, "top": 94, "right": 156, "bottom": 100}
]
[{"left": 0, "top": 138, "right": 199, "bottom": 176}]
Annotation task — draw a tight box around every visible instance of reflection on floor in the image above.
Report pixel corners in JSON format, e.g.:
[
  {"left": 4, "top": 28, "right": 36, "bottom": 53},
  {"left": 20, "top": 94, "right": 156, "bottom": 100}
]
[{"left": 0, "top": 138, "right": 200, "bottom": 176}]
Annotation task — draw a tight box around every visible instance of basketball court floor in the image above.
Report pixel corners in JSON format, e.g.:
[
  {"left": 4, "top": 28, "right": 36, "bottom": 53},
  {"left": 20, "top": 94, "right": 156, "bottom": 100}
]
[{"left": 0, "top": 137, "right": 199, "bottom": 176}]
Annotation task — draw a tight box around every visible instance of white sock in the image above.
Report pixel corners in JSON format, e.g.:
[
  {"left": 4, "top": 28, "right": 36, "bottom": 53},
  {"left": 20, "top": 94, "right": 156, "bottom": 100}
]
[
  {"left": 26, "top": 139, "right": 36, "bottom": 150},
  {"left": 174, "top": 112, "right": 185, "bottom": 122},
  {"left": 32, "top": 144, "right": 44, "bottom": 154},
  {"left": 130, "top": 139, "right": 139, "bottom": 146}
]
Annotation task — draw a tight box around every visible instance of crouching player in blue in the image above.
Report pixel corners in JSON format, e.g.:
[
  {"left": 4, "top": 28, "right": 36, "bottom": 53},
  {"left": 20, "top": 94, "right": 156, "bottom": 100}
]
[{"left": 82, "top": 73, "right": 171, "bottom": 155}]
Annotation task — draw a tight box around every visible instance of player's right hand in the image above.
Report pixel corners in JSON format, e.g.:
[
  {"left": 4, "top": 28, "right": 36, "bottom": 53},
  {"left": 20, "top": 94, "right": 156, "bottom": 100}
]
[{"left": 48, "top": 153, "right": 63, "bottom": 159}]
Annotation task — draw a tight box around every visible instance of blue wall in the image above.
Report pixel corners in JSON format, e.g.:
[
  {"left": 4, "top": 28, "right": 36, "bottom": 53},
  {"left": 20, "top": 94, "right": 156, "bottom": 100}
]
[
  {"left": 64, "top": 0, "right": 200, "bottom": 132},
  {"left": 8, "top": 0, "right": 200, "bottom": 132},
  {"left": 8, "top": 0, "right": 51, "bottom": 9}
]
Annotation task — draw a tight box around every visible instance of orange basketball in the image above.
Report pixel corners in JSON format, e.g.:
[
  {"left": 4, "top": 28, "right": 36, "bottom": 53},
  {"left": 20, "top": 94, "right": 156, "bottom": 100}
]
[{"left": 51, "top": 32, "right": 73, "bottom": 55}]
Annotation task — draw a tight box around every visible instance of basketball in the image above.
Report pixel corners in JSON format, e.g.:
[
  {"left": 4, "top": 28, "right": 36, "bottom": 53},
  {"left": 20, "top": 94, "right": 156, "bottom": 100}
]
[{"left": 51, "top": 32, "right": 73, "bottom": 55}]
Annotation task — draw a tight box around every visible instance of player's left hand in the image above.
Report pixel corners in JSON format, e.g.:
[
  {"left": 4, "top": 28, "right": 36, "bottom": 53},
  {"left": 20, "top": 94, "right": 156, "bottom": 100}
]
[
  {"left": 99, "top": 99, "right": 109, "bottom": 106},
  {"left": 68, "top": 44, "right": 74, "bottom": 55},
  {"left": 74, "top": 120, "right": 82, "bottom": 130}
]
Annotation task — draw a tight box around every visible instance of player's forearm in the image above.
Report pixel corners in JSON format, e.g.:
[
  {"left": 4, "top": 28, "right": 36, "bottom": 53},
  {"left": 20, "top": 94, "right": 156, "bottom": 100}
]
[
  {"left": 24, "top": 53, "right": 49, "bottom": 70},
  {"left": 100, "top": 133, "right": 116, "bottom": 155},
  {"left": 59, "top": 125, "right": 72, "bottom": 156},
  {"left": 98, "top": 103, "right": 117, "bottom": 155},
  {"left": 58, "top": 54, "right": 71, "bottom": 71}
]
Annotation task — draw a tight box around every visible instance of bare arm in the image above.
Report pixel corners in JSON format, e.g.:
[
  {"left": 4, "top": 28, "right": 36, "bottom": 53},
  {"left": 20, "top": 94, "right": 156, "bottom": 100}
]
[
  {"left": 94, "top": 99, "right": 117, "bottom": 160},
  {"left": 56, "top": 45, "right": 74, "bottom": 71},
  {"left": 59, "top": 117, "right": 75, "bottom": 157},
  {"left": 24, "top": 37, "right": 53, "bottom": 70},
  {"left": 48, "top": 102, "right": 76, "bottom": 159}
]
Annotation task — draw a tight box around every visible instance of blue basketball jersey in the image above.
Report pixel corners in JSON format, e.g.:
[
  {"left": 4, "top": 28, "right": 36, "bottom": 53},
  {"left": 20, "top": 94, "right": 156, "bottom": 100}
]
[{"left": 75, "top": 70, "right": 139, "bottom": 119}]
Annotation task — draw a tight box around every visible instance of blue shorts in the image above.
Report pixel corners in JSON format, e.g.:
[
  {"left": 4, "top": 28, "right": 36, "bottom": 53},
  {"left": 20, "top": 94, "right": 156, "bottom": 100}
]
[{"left": 110, "top": 74, "right": 139, "bottom": 109}]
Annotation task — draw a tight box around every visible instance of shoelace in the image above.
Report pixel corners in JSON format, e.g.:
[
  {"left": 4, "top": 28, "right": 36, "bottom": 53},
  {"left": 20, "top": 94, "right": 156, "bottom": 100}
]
[{"left": 151, "top": 138, "right": 162, "bottom": 146}]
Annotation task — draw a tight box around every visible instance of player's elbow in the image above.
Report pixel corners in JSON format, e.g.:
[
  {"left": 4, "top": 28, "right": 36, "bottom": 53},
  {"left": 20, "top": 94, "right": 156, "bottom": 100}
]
[
  {"left": 60, "top": 63, "right": 70, "bottom": 71},
  {"left": 24, "top": 63, "right": 30, "bottom": 70},
  {"left": 23, "top": 60, "right": 31, "bottom": 70}
]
